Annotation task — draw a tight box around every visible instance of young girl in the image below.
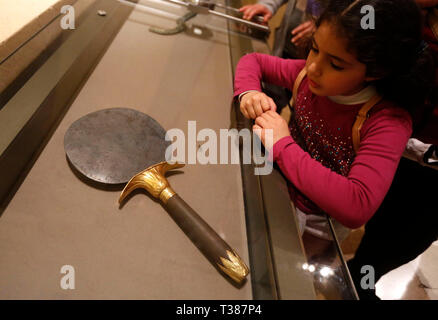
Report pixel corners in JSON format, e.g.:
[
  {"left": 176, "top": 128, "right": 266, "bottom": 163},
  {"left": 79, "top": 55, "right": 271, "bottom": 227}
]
[{"left": 234, "top": 0, "right": 436, "bottom": 237}]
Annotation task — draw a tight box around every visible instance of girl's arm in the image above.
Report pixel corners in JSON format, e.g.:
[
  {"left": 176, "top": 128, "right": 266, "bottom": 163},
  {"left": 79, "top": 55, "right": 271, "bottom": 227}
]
[
  {"left": 234, "top": 53, "right": 306, "bottom": 98},
  {"left": 272, "top": 108, "right": 413, "bottom": 229}
]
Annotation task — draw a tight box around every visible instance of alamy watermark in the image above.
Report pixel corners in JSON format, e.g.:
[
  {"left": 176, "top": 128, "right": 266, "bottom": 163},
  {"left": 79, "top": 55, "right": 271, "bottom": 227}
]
[
  {"left": 60, "top": 5, "right": 75, "bottom": 30},
  {"left": 360, "top": 265, "right": 376, "bottom": 290},
  {"left": 59, "top": 4, "right": 375, "bottom": 31},
  {"left": 60, "top": 265, "right": 75, "bottom": 290},
  {"left": 165, "top": 121, "right": 273, "bottom": 175},
  {"left": 360, "top": 5, "right": 375, "bottom": 30}
]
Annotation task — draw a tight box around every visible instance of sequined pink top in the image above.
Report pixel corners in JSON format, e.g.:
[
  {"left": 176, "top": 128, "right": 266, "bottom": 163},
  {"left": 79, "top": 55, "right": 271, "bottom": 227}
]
[{"left": 234, "top": 53, "right": 412, "bottom": 228}]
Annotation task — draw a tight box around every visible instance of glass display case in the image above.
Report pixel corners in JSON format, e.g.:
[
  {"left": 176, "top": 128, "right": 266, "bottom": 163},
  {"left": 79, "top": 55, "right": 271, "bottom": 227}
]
[{"left": 0, "top": 0, "right": 357, "bottom": 299}]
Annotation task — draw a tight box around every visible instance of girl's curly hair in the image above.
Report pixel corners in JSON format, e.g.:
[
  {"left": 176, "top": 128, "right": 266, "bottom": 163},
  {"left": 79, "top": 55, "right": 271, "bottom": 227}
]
[{"left": 313, "top": 0, "right": 437, "bottom": 120}]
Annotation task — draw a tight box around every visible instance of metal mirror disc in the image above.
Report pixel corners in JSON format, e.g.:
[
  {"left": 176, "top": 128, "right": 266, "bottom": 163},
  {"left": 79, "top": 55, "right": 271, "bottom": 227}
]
[{"left": 64, "top": 108, "right": 169, "bottom": 184}]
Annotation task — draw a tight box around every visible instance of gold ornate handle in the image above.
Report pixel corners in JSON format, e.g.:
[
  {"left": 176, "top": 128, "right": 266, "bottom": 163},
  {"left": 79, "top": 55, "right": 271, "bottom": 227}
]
[
  {"left": 119, "top": 162, "right": 249, "bottom": 285},
  {"left": 119, "top": 161, "right": 183, "bottom": 204}
]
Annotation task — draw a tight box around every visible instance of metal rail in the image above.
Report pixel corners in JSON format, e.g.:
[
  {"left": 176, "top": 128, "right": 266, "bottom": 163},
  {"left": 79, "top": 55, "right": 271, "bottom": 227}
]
[{"left": 118, "top": 0, "right": 269, "bottom": 32}]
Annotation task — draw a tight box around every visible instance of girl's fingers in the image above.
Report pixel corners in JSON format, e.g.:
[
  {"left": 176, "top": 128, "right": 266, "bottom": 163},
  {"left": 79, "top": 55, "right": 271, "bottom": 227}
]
[
  {"left": 240, "top": 99, "right": 251, "bottom": 119},
  {"left": 240, "top": 105, "right": 249, "bottom": 119},
  {"left": 262, "top": 110, "right": 277, "bottom": 120},
  {"left": 260, "top": 96, "right": 272, "bottom": 112},
  {"left": 246, "top": 103, "right": 257, "bottom": 119},
  {"left": 252, "top": 124, "right": 263, "bottom": 139},
  {"left": 241, "top": 92, "right": 277, "bottom": 119},
  {"left": 268, "top": 97, "right": 277, "bottom": 112},
  {"left": 241, "top": 93, "right": 261, "bottom": 118},
  {"left": 255, "top": 115, "right": 268, "bottom": 128},
  {"left": 253, "top": 99, "right": 264, "bottom": 117}
]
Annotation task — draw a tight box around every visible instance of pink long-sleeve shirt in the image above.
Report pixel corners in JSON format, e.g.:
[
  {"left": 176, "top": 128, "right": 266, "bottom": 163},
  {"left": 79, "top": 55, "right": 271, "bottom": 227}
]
[{"left": 234, "top": 53, "right": 412, "bottom": 228}]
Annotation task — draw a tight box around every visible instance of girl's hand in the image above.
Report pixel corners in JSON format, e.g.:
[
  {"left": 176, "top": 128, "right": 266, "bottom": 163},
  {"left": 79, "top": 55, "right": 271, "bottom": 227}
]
[
  {"left": 291, "top": 20, "right": 316, "bottom": 47},
  {"left": 239, "top": 4, "right": 273, "bottom": 23},
  {"left": 240, "top": 91, "right": 277, "bottom": 119},
  {"left": 253, "top": 110, "right": 290, "bottom": 151}
]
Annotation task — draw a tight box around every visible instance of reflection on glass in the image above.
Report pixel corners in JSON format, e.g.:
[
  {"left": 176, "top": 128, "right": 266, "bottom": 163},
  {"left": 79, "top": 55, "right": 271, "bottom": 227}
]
[{"left": 301, "top": 217, "right": 358, "bottom": 300}]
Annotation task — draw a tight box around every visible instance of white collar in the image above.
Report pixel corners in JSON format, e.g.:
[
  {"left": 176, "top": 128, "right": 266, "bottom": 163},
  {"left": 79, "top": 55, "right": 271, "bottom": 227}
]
[{"left": 328, "top": 85, "right": 377, "bottom": 105}]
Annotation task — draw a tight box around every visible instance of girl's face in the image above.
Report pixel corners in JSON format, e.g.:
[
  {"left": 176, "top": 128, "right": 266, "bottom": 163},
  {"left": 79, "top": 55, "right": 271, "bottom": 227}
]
[{"left": 305, "top": 21, "right": 373, "bottom": 97}]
